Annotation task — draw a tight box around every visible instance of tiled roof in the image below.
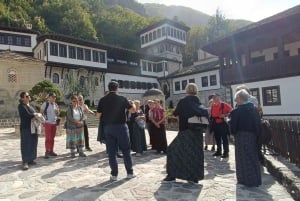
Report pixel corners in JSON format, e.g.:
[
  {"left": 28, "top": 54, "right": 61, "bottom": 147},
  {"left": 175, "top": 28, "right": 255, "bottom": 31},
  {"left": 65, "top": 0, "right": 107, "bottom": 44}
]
[{"left": 168, "top": 60, "right": 219, "bottom": 78}]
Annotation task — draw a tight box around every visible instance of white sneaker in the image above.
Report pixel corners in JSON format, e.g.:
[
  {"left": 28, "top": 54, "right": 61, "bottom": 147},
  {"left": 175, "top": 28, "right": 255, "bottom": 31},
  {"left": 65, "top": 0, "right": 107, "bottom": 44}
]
[
  {"left": 126, "top": 174, "right": 136, "bottom": 179},
  {"left": 110, "top": 175, "right": 117, "bottom": 181}
]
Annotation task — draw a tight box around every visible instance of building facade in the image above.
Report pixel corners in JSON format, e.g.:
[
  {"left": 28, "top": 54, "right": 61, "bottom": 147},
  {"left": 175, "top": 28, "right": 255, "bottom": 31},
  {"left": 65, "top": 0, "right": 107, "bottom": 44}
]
[{"left": 203, "top": 5, "right": 300, "bottom": 117}]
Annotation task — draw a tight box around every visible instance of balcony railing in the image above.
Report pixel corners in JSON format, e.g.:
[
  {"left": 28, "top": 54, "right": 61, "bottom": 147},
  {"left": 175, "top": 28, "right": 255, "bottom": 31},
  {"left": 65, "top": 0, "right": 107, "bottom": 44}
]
[{"left": 221, "top": 55, "right": 300, "bottom": 85}]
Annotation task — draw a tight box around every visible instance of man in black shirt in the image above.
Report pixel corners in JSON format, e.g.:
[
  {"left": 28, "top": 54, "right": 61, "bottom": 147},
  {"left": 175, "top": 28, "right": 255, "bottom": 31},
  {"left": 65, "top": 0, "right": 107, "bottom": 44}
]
[{"left": 96, "top": 81, "right": 136, "bottom": 181}]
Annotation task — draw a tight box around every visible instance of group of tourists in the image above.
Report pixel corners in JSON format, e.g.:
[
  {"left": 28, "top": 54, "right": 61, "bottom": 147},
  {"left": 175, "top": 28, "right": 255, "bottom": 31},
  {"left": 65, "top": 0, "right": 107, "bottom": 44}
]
[{"left": 18, "top": 81, "right": 262, "bottom": 187}]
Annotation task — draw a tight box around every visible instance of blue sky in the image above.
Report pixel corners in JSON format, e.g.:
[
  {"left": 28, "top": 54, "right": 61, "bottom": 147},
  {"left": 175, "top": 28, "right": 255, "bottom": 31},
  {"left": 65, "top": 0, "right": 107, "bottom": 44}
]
[{"left": 136, "top": 0, "right": 299, "bottom": 22}]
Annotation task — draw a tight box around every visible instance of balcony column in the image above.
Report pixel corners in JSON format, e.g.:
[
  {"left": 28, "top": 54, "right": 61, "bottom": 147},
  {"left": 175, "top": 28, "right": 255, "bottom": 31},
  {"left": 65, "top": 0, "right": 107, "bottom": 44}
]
[{"left": 277, "top": 36, "right": 284, "bottom": 59}]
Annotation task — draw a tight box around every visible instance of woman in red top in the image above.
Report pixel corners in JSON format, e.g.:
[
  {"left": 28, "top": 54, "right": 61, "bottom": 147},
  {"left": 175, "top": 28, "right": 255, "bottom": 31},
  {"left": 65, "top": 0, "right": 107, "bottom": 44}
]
[
  {"left": 149, "top": 99, "right": 167, "bottom": 153},
  {"left": 210, "top": 93, "right": 232, "bottom": 158}
]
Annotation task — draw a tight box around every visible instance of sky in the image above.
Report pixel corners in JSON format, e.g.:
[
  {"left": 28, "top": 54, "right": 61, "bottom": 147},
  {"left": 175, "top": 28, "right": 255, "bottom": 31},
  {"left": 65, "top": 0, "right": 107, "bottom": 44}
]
[{"left": 136, "top": 0, "right": 300, "bottom": 22}]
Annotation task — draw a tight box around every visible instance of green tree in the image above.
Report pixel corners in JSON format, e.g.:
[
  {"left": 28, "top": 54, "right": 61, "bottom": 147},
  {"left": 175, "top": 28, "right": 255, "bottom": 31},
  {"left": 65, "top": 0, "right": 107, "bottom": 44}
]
[
  {"left": 29, "top": 80, "right": 62, "bottom": 103},
  {"left": 183, "top": 26, "right": 207, "bottom": 66},
  {"left": 206, "top": 8, "right": 235, "bottom": 42}
]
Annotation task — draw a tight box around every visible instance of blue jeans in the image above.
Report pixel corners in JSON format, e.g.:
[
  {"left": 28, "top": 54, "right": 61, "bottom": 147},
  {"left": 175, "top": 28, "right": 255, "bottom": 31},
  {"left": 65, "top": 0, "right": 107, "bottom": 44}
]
[{"left": 104, "top": 124, "right": 133, "bottom": 176}]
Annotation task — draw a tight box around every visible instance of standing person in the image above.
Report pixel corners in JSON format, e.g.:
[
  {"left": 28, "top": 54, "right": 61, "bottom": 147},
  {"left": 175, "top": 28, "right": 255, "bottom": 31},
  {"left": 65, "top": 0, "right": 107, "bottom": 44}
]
[
  {"left": 149, "top": 99, "right": 167, "bottom": 154},
  {"left": 131, "top": 100, "right": 147, "bottom": 156},
  {"left": 230, "top": 89, "right": 262, "bottom": 187},
  {"left": 78, "top": 95, "right": 94, "bottom": 152},
  {"left": 210, "top": 93, "right": 232, "bottom": 158},
  {"left": 65, "top": 95, "right": 86, "bottom": 158},
  {"left": 145, "top": 100, "right": 154, "bottom": 149},
  {"left": 204, "top": 98, "right": 215, "bottom": 151},
  {"left": 163, "top": 83, "right": 209, "bottom": 183},
  {"left": 18, "top": 92, "right": 40, "bottom": 170},
  {"left": 40, "top": 92, "right": 59, "bottom": 159},
  {"left": 96, "top": 81, "right": 136, "bottom": 181}
]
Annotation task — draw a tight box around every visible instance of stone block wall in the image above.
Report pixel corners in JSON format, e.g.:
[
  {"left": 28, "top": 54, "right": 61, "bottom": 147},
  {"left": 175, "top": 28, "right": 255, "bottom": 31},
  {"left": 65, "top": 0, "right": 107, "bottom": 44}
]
[{"left": 0, "top": 118, "right": 20, "bottom": 128}]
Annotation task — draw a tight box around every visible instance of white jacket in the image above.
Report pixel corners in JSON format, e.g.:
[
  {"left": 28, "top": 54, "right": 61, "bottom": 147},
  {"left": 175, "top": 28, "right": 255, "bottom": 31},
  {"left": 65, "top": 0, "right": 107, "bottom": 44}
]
[{"left": 31, "top": 113, "right": 45, "bottom": 135}]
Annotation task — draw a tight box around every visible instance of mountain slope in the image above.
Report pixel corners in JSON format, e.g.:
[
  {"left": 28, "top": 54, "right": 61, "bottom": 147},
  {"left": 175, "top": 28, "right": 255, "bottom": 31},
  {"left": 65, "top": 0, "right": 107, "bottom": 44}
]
[{"left": 143, "top": 3, "right": 211, "bottom": 26}]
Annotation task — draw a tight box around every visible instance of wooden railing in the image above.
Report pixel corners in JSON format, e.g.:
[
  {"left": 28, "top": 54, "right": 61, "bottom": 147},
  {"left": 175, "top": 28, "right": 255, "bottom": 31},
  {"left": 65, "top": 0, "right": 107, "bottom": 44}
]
[{"left": 267, "top": 119, "right": 300, "bottom": 168}]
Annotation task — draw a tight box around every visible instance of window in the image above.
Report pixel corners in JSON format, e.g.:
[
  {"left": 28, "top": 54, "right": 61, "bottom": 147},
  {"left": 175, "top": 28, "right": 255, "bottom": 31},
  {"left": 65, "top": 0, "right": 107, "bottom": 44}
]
[
  {"left": 93, "top": 50, "right": 99, "bottom": 62},
  {"left": 147, "top": 63, "right": 152, "bottom": 72},
  {"left": 201, "top": 76, "right": 208, "bottom": 87},
  {"left": 59, "top": 44, "right": 67, "bottom": 57},
  {"left": 273, "top": 52, "right": 278, "bottom": 60},
  {"left": 69, "top": 46, "right": 76, "bottom": 59},
  {"left": 0, "top": 35, "right": 5, "bottom": 44},
  {"left": 52, "top": 73, "right": 59, "bottom": 84},
  {"left": 182, "top": 80, "right": 187, "bottom": 90},
  {"left": 153, "top": 83, "right": 158, "bottom": 88},
  {"left": 77, "top": 48, "right": 84, "bottom": 60},
  {"left": 210, "top": 75, "right": 217, "bottom": 86},
  {"left": 251, "top": 56, "right": 265, "bottom": 64},
  {"left": 130, "top": 81, "right": 136, "bottom": 89},
  {"left": 84, "top": 49, "right": 91, "bottom": 61},
  {"left": 124, "top": 81, "right": 129, "bottom": 89},
  {"left": 147, "top": 83, "right": 153, "bottom": 89},
  {"left": 141, "top": 36, "right": 145, "bottom": 44},
  {"left": 157, "top": 63, "right": 163, "bottom": 72},
  {"left": 153, "top": 63, "right": 157, "bottom": 72},
  {"left": 189, "top": 79, "right": 195, "bottom": 83},
  {"left": 99, "top": 52, "right": 106, "bottom": 63},
  {"left": 171, "top": 28, "right": 174, "bottom": 37},
  {"left": 142, "top": 61, "right": 147, "bottom": 71},
  {"left": 167, "top": 27, "right": 170, "bottom": 36},
  {"left": 16, "top": 37, "right": 22, "bottom": 45},
  {"left": 249, "top": 88, "right": 260, "bottom": 104},
  {"left": 7, "top": 36, "right": 13, "bottom": 45},
  {"left": 179, "top": 32, "right": 183, "bottom": 40},
  {"left": 153, "top": 31, "right": 157, "bottom": 40},
  {"left": 118, "top": 80, "right": 123, "bottom": 88},
  {"left": 157, "top": 29, "right": 161, "bottom": 38},
  {"left": 136, "top": 81, "right": 141, "bottom": 89},
  {"left": 145, "top": 34, "right": 148, "bottom": 43},
  {"left": 24, "top": 37, "right": 30, "bottom": 47},
  {"left": 142, "top": 82, "right": 147, "bottom": 89},
  {"left": 262, "top": 86, "right": 281, "bottom": 106},
  {"left": 149, "top": 32, "right": 153, "bottom": 41},
  {"left": 50, "top": 42, "right": 58, "bottom": 56},
  {"left": 8, "top": 69, "right": 16, "bottom": 83},
  {"left": 175, "top": 81, "right": 180, "bottom": 91},
  {"left": 162, "top": 27, "right": 166, "bottom": 36}
]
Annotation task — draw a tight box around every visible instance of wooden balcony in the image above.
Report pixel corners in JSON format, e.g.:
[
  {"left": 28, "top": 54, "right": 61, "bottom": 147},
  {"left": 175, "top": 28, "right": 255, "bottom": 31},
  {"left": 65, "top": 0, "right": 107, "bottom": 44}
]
[{"left": 221, "top": 55, "right": 300, "bottom": 85}]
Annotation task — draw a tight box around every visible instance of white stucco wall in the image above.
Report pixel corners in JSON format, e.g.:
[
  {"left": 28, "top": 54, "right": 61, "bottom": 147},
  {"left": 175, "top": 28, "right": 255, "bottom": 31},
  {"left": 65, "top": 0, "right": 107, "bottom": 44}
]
[{"left": 231, "top": 76, "right": 300, "bottom": 115}]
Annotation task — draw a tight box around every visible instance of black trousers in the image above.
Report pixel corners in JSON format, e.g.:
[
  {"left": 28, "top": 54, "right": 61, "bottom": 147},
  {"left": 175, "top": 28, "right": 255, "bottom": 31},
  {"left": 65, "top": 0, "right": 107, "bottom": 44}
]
[
  {"left": 213, "top": 122, "right": 229, "bottom": 154},
  {"left": 83, "top": 120, "right": 90, "bottom": 148}
]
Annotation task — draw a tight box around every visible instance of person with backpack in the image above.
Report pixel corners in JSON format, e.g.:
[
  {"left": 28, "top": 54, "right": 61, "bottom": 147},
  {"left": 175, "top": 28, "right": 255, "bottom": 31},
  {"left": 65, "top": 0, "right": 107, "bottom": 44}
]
[
  {"left": 210, "top": 93, "right": 232, "bottom": 158},
  {"left": 40, "top": 92, "right": 60, "bottom": 159}
]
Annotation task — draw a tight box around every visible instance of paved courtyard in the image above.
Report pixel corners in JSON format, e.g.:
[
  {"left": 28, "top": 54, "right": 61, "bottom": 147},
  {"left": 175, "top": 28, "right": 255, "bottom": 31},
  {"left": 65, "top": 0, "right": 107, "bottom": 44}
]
[{"left": 0, "top": 128, "right": 294, "bottom": 201}]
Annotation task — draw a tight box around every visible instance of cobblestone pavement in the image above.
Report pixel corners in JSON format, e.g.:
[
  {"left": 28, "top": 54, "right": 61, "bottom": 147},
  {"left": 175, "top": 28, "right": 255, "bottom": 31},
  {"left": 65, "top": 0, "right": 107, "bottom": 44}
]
[{"left": 0, "top": 128, "right": 295, "bottom": 201}]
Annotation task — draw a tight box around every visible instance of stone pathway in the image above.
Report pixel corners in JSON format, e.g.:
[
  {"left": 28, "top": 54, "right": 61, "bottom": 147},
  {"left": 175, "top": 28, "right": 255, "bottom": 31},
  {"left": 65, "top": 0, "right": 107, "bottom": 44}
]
[{"left": 0, "top": 128, "right": 294, "bottom": 201}]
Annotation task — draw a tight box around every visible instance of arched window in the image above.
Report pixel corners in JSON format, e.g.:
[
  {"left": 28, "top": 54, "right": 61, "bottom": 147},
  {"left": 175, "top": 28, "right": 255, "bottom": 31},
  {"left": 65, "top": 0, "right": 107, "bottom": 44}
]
[
  {"left": 52, "top": 73, "right": 59, "bottom": 84},
  {"left": 8, "top": 69, "right": 17, "bottom": 83}
]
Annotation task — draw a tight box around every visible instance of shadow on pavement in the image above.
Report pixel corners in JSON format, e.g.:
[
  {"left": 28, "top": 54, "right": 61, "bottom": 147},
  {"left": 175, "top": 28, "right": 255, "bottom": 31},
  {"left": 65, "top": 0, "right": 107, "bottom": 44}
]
[{"left": 154, "top": 181, "right": 203, "bottom": 201}]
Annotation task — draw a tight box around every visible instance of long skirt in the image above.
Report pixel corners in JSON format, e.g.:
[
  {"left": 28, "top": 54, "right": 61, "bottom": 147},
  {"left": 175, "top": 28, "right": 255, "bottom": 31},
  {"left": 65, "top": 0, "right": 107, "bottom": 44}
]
[
  {"left": 235, "top": 131, "right": 261, "bottom": 187},
  {"left": 20, "top": 128, "right": 38, "bottom": 163},
  {"left": 151, "top": 124, "right": 167, "bottom": 152},
  {"left": 131, "top": 122, "right": 147, "bottom": 153},
  {"left": 166, "top": 129, "right": 204, "bottom": 182},
  {"left": 66, "top": 126, "right": 85, "bottom": 149}
]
